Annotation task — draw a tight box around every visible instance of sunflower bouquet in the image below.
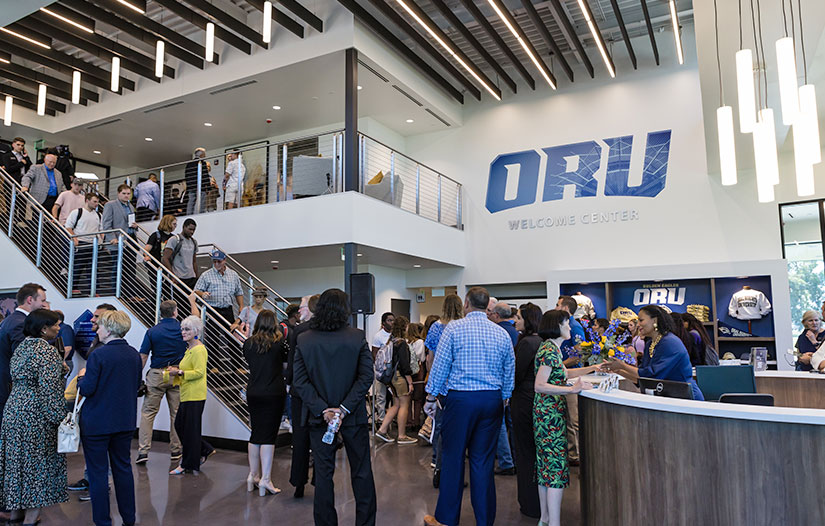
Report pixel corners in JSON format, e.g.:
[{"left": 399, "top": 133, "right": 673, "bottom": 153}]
[{"left": 578, "top": 319, "right": 636, "bottom": 366}]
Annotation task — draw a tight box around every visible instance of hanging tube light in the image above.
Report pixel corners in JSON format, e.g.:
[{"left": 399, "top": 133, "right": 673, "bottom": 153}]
[
  {"left": 793, "top": 125, "right": 815, "bottom": 196},
  {"left": 263, "top": 1, "right": 272, "bottom": 44},
  {"left": 798, "top": 84, "right": 822, "bottom": 164},
  {"left": 155, "top": 40, "right": 164, "bottom": 78},
  {"left": 736, "top": 49, "right": 757, "bottom": 133},
  {"left": 4, "top": 96, "right": 12, "bottom": 126},
  {"left": 753, "top": 109, "right": 779, "bottom": 202},
  {"left": 205, "top": 22, "right": 215, "bottom": 62},
  {"left": 111, "top": 56, "right": 120, "bottom": 92},
  {"left": 775, "top": 37, "right": 799, "bottom": 125},
  {"left": 37, "top": 84, "right": 47, "bottom": 116},
  {"left": 72, "top": 71, "right": 81, "bottom": 104}
]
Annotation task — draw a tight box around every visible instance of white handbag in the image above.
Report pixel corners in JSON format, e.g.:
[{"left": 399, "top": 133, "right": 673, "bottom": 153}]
[{"left": 57, "top": 395, "right": 85, "bottom": 454}]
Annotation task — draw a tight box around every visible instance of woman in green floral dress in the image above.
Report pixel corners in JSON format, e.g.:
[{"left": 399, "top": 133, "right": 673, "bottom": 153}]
[{"left": 533, "top": 309, "right": 600, "bottom": 526}]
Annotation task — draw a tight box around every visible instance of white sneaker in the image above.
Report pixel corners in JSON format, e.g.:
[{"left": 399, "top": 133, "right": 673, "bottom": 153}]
[{"left": 279, "top": 419, "right": 292, "bottom": 433}]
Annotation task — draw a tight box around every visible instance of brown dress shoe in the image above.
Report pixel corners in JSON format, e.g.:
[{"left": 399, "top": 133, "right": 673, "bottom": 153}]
[{"left": 423, "top": 514, "right": 446, "bottom": 526}]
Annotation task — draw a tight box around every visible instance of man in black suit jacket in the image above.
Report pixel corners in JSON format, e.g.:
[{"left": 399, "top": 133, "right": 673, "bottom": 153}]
[
  {"left": 1, "top": 137, "right": 32, "bottom": 183},
  {"left": 0, "top": 283, "right": 47, "bottom": 424},
  {"left": 293, "top": 289, "right": 376, "bottom": 526}
]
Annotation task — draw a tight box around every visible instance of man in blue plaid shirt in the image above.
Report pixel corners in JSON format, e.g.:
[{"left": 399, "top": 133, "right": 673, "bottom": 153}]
[
  {"left": 194, "top": 249, "right": 244, "bottom": 326},
  {"left": 423, "top": 287, "right": 515, "bottom": 526}
]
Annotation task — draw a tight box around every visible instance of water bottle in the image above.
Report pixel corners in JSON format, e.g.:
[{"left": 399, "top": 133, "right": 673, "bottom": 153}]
[{"left": 322, "top": 412, "right": 341, "bottom": 445}]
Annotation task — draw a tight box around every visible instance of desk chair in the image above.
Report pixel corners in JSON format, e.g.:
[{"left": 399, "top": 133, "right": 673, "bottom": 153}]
[{"left": 719, "top": 393, "right": 775, "bottom": 406}]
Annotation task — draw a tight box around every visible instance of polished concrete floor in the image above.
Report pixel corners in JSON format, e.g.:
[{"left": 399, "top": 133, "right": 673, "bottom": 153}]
[{"left": 41, "top": 436, "right": 582, "bottom": 525}]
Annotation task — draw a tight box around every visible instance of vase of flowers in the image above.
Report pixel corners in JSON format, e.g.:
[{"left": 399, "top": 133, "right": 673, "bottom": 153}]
[{"left": 577, "top": 319, "right": 637, "bottom": 367}]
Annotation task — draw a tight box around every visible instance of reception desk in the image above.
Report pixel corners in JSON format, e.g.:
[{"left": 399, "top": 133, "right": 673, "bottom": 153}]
[
  {"left": 754, "top": 370, "right": 825, "bottom": 409},
  {"left": 579, "top": 385, "right": 825, "bottom": 525}
]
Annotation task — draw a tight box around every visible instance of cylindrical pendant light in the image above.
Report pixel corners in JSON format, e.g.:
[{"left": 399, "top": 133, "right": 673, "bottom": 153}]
[
  {"left": 753, "top": 109, "right": 779, "bottom": 202},
  {"left": 798, "top": 84, "right": 822, "bottom": 164},
  {"left": 205, "top": 22, "right": 215, "bottom": 62},
  {"left": 3, "top": 96, "right": 12, "bottom": 126},
  {"left": 775, "top": 37, "right": 799, "bottom": 125},
  {"left": 736, "top": 49, "right": 757, "bottom": 133},
  {"left": 37, "top": 84, "right": 47, "bottom": 116},
  {"left": 793, "top": 125, "right": 815, "bottom": 196},
  {"left": 71, "top": 71, "right": 81, "bottom": 104},
  {"left": 155, "top": 40, "right": 164, "bottom": 78},
  {"left": 262, "top": 1, "right": 272, "bottom": 44},
  {"left": 111, "top": 56, "right": 120, "bottom": 92},
  {"left": 717, "top": 106, "right": 737, "bottom": 185}
]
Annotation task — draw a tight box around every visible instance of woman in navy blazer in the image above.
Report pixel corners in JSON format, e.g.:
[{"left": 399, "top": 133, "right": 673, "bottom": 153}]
[{"left": 78, "top": 310, "right": 142, "bottom": 526}]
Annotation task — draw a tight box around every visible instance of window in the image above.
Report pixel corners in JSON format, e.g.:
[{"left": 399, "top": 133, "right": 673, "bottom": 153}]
[{"left": 780, "top": 201, "right": 825, "bottom": 336}]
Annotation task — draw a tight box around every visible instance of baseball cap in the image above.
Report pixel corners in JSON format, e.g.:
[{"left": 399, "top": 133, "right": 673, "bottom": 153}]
[{"left": 210, "top": 249, "right": 227, "bottom": 260}]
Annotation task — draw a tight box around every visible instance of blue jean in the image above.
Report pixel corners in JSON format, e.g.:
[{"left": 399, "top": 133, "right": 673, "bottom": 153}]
[
  {"left": 495, "top": 417, "right": 514, "bottom": 469},
  {"left": 431, "top": 405, "right": 443, "bottom": 468},
  {"left": 435, "top": 390, "right": 502, "bottom": 526}
]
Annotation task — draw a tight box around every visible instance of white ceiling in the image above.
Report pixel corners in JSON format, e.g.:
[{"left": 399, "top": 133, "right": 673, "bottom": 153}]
[{"left": 1, "top": 50, "right": 453, "bottom": 168}]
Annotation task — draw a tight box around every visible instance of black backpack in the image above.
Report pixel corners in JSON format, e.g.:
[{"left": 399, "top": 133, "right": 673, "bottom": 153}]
[{"left": 71, "top": 207, "right": 101, "bottom": 230}]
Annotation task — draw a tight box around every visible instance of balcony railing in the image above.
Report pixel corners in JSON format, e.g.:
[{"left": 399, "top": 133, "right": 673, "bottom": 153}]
[{"left": 95, "top": 129, "right": 463, "bottom": 229}]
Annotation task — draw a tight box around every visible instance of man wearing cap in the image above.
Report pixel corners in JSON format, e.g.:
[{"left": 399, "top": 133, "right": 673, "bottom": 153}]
[{"left": 193, "top": 249, "right": 244, "bottom": 325}]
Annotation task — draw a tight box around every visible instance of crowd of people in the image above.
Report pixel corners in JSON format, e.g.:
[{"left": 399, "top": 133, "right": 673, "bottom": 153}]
[{"left": 0, "top": 273, "right": 725, "bottom": 526}]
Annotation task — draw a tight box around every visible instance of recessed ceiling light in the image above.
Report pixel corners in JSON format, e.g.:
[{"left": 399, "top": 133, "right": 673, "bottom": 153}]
[
  {"left": 270, "top": 260, "right": 279, "bottom": 263},
  {"left": 272, "top": 105, "right": 281, "bottom": 110},
  {"left": 144, "top": 137, "right": 153, "bottom": 141},
  {"left": 93, "top": 150, "right": 101, "bottom": 154},
  {"left": 357, "top": 253, "right": 363, "bottom": 257},
  {"left": 204, "top": 122, "right": 212, "bottom": 127},
  {"left": 357, "top": 85, "right": 362, "bottom": 90},
  {"left": 413, "top": 264, "right": 422, "bottom": 268},
  {"left": 406, "top": 119, "right": 414, "bottom": 123}
]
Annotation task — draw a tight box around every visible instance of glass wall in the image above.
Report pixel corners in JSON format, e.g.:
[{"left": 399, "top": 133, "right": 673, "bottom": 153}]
[{"left": 780, "top": 201, "right": 825, "bottom": 336}]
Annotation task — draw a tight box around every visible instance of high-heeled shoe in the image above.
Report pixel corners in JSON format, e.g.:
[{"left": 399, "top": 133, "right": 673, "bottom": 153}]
[
  {"left": 258, "top": 479, "right": 281, "bottom": 497},
  {"left": 169, "top": 466, "right": 186, "bottom": 475},
  {"left": 246, "top": 473, "right": 260, "bottom": 492}
]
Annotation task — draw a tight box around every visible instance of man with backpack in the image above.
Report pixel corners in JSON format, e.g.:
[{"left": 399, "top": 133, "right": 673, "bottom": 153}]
[
  {"left": 65, "top": 192, "right": 102, "bottom": 296},
  {"left": 370, "top": 312, "right": 394, "bottom": 424},
  {"left": 161, "top": 218, "right": 199, "bottom": 289}
]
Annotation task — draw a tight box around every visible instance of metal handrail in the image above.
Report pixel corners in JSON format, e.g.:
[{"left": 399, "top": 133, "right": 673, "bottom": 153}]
[
  {"left": 357, "top": 132, "right": 462, "bottom": 187},
  {"left": 112, "top": 128, "right": 345, "bottom": 182},
  {"left": 0, "top": 166, "right": 252, "bottom": 428}
]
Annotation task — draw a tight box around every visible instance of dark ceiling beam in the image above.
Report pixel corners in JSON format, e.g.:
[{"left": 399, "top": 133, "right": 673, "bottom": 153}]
[
  {"left": 0, "top": 59, "right": 99, "bottom": 102},
  {"left": 639, "top": 0, "right": 659, "bottom": 66},
  {"left": 28, "top": 12, "right": 176, "bottom": 79},
  {"left": 245, "top": 0, "right": 306, "bottom": 38},
  {"left": 60, "top": 0, "right": 204, "bottom": 69},
  {"left": 0, "top": 39, "right": 133, "bottom": 92},
  {"left": 152, "top": 0, "right": 252, "bottom": 54},
  {"left": 546, "top": 0, "right": 594, "bottom": 78},
  {"left": 0, "top": 67, "right": 88, "bottom": 105},
  {"left": 179, "top": 0, "right": 269, "bottom": 46},
  {"left": 455, "top": 0, "right": 534, "bottom": 90},
  {"left": 429, "top": 0, "right": 516, "bottom": 93},
  {"left": 397, "top": 0, "right": 501, "bottom": 100},
  {"left": 488, "top": 0, "right": 556, "bottom": 89},
  {"left": 336, "top": 0, "right": 463, "bottom": 104},
  {"left": 608, "top": 0, "right": 636, "bottom": 69},
  {"left": 0, "top": 89, "right": 57, "bottom": 116},
  {"left": 0, "top": 83, "right": 65, "bottom": 113},
  {"left": 276, "top": 0, "right": 323, "bottom": 33},
  {"left": 519, "top": 0, "right": 574, "bottom": 82},
  {"left": 18, "top": 18, "right": 163, "bottom": 83},
  {"left": 84, "top": 0, "right": 219, "bottom": 64},
  {"left": 362, "top": 0, "right": 481, "bottom": 101}
]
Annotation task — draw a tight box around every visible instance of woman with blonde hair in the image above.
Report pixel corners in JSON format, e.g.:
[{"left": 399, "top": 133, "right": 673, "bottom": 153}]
[
  {"left": 144, "top": 214, "right": 177, "bottom": 263},
  {"left": 168, "top": 315, "right": 215, "bottom": 474}
]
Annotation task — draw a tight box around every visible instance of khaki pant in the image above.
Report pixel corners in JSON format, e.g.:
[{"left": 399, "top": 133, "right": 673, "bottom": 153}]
[
  {"left": 138, "top": 368, "right": 182, "bottom": 455},
  {"left": 565, "top": 393, "right": 579, "bottom": 461}
]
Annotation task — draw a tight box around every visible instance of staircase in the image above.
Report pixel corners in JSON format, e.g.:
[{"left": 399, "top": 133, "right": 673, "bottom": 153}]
[{"left": 0, "top": 167, "right": 291, "bottom": 431}]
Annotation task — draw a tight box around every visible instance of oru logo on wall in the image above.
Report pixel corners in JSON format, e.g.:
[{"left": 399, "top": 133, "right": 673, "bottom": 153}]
[{"left": 485, "top": 130, "right": 672, "bottom": 214}]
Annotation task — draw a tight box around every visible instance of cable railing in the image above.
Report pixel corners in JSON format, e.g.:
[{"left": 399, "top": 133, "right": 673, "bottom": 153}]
[
  {"left": 358, "top": 133, "right": 462, "bottom": 229},
  {"left": 0, "top": 166, "right": 257, "bottom": 429},
  {"left": 92, "top": 129, "right": 463, "bottom": 229}
]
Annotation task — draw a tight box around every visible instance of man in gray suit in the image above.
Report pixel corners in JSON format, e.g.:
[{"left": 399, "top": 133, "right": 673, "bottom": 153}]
[
  {"left": 100, "top": 183, "right": 137, "bottom": 295},
  {"left": 21, "top": 149, "right": 65, "bottom": 212}
]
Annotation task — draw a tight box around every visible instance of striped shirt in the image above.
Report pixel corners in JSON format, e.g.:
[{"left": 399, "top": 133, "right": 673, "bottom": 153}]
[{"left": 426, "top": 311, "right": 515, "bottom": 400}]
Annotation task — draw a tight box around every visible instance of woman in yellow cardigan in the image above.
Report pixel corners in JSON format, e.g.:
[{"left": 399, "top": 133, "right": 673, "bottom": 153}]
[{"left": 167, "top": 315, "right": 215, "bottom": 475}]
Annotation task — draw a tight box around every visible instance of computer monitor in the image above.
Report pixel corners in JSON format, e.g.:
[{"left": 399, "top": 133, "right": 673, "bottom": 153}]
[
  {"left": 638, "top": 377, "right": 694, "bottom": 400},
  {"left": 695, "top": 365, "right": 756, "bottom": 402}
]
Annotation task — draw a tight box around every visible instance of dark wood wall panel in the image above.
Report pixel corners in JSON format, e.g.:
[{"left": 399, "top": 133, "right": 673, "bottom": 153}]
[
  {"left": 580, "top": 396, "right": 825, "bottom": 525},
  {"left": 756, "top": 376, "right": 825, "bottom": 409}
]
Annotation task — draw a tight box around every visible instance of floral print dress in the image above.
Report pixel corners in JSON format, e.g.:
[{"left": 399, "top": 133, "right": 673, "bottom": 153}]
[
  {"left": 0, "top": 337, "right": 68, "bottom": 510},
  {"left": 533, "top": 340, "right": 569, "bottom": 489}
]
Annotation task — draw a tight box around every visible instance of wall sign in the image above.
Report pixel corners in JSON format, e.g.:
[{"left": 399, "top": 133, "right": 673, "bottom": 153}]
[{"left": 485, "top": 130, "right": 672, "bottom": 214}]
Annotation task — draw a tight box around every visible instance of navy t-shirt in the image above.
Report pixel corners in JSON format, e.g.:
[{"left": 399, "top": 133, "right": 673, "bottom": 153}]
[
  {"left": 139, "top": 317, "right": 187, "bottom": 369},
  {"left": 795, "top": 330, "right": 825, "bottom": 371}
]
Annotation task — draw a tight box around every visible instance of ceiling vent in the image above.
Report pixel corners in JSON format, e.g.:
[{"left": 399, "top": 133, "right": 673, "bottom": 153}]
[
  {"left": 392, "top": 85, "right": 423, "bottom": 106},
  {"left": 209, "top": 80, "right": 257, "bottom": 95},
  {"left": 144, "top": 100, "right": 184, "bottom": 114},
  {"left": 426, "top": 109, "right": 451, "bottom": 127},
  {"left": 86, "top": 118, "right": 122, "bottom": 130},
  {"left": 359, "top": 60, "right": 390, "bottom": 83}
]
